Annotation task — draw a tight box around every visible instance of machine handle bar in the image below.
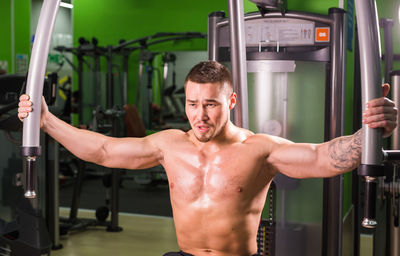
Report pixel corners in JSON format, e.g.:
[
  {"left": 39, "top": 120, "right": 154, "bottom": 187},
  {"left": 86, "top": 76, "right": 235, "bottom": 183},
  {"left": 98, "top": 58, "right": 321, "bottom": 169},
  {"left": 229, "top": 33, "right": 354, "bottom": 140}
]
[{"left": 383, "top": 150, "right": 400, "bottom": 163}]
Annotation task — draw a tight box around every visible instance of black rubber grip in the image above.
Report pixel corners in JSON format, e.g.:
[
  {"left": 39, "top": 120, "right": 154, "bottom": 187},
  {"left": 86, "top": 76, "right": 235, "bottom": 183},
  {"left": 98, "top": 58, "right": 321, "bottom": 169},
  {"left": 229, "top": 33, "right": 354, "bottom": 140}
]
[
  {"left": 21, "top": 146, "right": 41, "bottom": 157},
  {"left": 358, "top": 164, "right": 384, "bottom": 177},
  {"left": 390, "top": 70, "right": 400, "bottom": 76},
  {"left": 25, "top": 158, "right": 37, "bottom": 197},
  {"left": 364, "top": 178, "right": 377, "bottom": 220}
]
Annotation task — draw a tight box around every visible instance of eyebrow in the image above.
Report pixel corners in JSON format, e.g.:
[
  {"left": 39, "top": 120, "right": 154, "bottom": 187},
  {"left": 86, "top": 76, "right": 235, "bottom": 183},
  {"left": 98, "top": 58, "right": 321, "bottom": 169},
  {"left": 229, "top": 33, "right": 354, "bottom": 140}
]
[
  {"left": 204, "top": 99, "right": 219, "bottom": 103},
  {"left": 186, "top": 99, "right": 220, "bottom": 103}
]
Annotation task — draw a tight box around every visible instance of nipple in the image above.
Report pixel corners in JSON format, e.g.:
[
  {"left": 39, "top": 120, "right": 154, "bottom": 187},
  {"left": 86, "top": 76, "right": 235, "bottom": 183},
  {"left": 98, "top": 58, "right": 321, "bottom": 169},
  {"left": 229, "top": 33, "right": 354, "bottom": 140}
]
[{"left": 237, "top": 186, "right": 243, "bottom": 193}]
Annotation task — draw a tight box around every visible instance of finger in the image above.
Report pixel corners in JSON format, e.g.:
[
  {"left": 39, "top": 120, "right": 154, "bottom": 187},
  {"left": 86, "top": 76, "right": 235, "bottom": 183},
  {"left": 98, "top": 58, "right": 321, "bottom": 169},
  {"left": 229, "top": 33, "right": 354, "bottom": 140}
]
[
  {"left": 367, "top": 120, "right": 397, "bottom": 130},
  {"left": 382, "top": 83, "right": 390, "bottom": 97},
  {"left": 18, "top": 100, "right": 32, "bottom": 107},
  {"left": 19, "top": 94, "right": 30, "bottom": 101},
  {"left": 367, "top": 97, "right": 395, "bottom": 108},
  {"left": 363, "top": 112, "right": 397, "bottom": 124},
  {"left": 370, "top": 120, "right": 397, "bottom": 138},
  {"left": 363, "top": 106, "right": 398, "bottom": 117},
  {"left": 18, "top": 106, "right": 32, "bottom": 114},
  {"left": 384, "top": 122, "right": 398, "bottom": 138},
  {"left": 18, "top": 112, "right": 28, "bottom": 121}
]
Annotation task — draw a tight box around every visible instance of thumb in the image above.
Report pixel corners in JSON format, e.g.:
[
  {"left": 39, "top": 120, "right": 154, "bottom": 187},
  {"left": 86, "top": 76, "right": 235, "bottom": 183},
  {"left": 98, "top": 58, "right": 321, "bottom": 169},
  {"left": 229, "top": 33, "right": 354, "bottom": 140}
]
[{"left": 382, "top": 83, "right": 390, "bottom": 97}]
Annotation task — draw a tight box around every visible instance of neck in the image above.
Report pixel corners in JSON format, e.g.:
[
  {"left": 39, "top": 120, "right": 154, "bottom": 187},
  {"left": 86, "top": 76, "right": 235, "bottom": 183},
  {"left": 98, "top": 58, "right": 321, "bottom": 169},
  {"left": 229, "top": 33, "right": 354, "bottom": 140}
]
[
  {"left": 214, "top": 120, "right": 236, "bottom": 142},
  {"left": 191, "top": 121, "right": 238, "bottom": 149}
]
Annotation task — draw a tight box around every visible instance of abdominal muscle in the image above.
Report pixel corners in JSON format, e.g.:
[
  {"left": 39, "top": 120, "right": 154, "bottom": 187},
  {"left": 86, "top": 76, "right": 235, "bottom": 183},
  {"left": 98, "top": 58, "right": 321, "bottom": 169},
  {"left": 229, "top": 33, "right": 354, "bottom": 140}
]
[{"left": 169, "top": 181, "right": 270, "bottom": 256}]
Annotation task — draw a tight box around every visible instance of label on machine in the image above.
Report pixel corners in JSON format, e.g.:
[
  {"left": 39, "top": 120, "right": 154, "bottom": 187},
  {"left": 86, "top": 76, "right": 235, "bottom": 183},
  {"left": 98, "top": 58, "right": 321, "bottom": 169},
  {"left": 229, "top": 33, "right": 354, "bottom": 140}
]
[
  {"left": 315, "top": 27, "right": 330, "bottom": 42},
  {"left": 245, "top": 18, "right": 316, "bottom": 47}
]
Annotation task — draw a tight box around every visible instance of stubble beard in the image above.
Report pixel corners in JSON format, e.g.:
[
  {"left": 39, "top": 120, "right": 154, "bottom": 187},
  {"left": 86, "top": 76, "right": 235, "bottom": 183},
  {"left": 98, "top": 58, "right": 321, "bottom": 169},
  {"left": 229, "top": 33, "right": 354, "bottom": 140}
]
[{"left": 193, "top": 118, "right": 228, "bottom": 143}]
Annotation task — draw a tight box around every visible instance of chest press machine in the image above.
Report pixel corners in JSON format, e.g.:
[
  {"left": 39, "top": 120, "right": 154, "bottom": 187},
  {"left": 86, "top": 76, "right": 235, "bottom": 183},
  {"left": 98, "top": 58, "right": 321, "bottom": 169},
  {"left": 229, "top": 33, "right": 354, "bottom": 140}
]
[
  {"left": 212, "top": 0, "right": 400, "bottom": 255},
  {"left": 19, "top": 0, "right": 400, "bottom": 256}
]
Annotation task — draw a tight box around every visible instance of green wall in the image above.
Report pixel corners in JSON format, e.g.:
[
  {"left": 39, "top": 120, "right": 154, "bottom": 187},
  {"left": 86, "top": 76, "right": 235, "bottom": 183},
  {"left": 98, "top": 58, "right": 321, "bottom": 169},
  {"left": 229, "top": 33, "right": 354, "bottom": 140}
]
[
  {"left": 73, "top": 0, "right": 229, "bottom": 106},
  {"left": 377, "top": 0, "right": 400, "bottom": 72},
  {"left": 14, "top": 0, "right": 31, "bottom": 65},
  {"left": 73, "top": 1, "right": 226, "bottom": 47},
  {"left": 0, "top": 0, "right": 30, "bottom": 74},
  {"left": 0, "top": 1, "right": 12, "bottom": 73}
]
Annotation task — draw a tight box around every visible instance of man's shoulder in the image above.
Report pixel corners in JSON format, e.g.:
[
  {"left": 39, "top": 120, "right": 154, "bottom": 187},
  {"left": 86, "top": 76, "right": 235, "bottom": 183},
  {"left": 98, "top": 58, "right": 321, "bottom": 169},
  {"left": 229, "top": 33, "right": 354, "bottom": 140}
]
[
  {"left": 243, "top": 133, "right": 272, "bottom": 143},
  {"left": 150, "top": 129, "right": 189, "bottom": 142},
  {"left": 243, "top": 133, "right": 291, "bottom": 148}
]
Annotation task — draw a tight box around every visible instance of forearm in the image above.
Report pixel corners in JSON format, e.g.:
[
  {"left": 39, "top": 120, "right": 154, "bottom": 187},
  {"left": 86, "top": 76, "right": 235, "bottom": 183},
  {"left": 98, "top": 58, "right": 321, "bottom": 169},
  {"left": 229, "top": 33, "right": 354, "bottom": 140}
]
[
  {"left": 325, "top": 129, "right": 362, "bottom": 174},
  {"left": 42, "top": 112, "right": 107, "bottom": 164},
  {"left": 42, "top": 112, "right": 163, "bottom": 169},
  {"left": 268, "top": 130, "right": 363, "bottom": 178}
]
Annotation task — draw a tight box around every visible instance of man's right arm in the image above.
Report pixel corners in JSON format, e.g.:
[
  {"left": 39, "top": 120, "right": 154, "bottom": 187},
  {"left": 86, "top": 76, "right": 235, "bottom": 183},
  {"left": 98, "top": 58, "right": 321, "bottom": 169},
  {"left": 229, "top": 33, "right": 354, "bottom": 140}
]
[{"left": 18, "top": 95, "right": 163, "bottom": 170}]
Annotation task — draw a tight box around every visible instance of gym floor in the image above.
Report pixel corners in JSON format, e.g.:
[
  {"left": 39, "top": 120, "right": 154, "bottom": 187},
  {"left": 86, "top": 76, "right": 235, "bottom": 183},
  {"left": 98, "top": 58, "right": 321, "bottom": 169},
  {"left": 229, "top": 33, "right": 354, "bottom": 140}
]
[
  {"left": 50, "top": 208, "right": 373, "bottom": 256},
  {"left": 59, "top": 171, "right": 173, "bottom": 217},
  {"left": 52, "top": 208, "right": 179, "bottom": 256},
  {"left": 55, "top": 168, "right": 178, "bottom": 255}
]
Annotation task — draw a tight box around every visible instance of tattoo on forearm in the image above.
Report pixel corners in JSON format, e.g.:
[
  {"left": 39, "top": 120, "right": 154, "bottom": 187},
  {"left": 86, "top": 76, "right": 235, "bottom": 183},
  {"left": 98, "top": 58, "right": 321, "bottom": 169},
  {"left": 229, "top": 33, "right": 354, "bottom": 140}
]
[{"left": 328, "top": 129, "right": 362, "bottom": 171}]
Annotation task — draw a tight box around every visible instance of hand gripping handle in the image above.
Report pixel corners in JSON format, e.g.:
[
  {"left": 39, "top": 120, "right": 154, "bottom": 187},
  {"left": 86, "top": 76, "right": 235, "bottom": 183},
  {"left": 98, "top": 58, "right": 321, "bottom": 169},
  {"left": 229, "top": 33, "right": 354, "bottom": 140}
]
[
  {"left": 22, "top": 0, "right": 60, "bottom": 198},
  {"left": 354, "top": 0, "right": 384, "bottom": 228}
]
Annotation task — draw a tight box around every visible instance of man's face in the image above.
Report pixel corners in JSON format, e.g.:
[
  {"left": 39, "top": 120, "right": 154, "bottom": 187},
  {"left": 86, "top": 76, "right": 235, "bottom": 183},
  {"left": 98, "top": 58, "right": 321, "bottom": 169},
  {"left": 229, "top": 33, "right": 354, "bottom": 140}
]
[{"left": 185, "top": 80, "right": 235, "bottom": 142}]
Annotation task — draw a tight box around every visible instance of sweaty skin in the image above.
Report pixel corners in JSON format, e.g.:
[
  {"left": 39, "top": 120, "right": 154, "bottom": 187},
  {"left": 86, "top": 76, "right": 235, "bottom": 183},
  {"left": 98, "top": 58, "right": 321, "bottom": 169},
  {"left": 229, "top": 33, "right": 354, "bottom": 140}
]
[{"left": 18, "top": 81, "right": 397, "bottom": 256}]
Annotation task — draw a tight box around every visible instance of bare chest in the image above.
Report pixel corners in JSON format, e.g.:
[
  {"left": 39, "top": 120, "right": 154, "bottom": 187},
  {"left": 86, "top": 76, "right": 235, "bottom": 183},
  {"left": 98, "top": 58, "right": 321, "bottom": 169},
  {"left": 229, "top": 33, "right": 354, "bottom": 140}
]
[{"left": 163, "top": 147, "right": 269, "bottom": 204}]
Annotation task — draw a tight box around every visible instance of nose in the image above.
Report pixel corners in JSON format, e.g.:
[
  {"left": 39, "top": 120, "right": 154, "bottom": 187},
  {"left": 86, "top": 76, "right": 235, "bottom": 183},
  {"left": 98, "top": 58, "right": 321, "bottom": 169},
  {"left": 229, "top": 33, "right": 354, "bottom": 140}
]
[{"left": 198, "top": 106, "right": 209, "bottom": 121}]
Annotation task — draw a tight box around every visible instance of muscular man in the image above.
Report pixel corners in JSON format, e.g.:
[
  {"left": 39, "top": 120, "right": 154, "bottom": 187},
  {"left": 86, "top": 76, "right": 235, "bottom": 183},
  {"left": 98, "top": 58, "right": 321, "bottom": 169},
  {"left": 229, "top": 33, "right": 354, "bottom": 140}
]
[{"left": 19, "top": 61, "right": 397, "bottom": 256}]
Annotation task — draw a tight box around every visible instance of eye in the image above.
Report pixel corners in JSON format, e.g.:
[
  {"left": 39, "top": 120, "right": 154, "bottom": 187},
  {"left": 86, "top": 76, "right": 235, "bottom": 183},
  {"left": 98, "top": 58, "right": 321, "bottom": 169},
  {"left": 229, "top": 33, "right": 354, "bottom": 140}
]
[{"left": 206, "top": 104, "right": 216, "bottom": 107}]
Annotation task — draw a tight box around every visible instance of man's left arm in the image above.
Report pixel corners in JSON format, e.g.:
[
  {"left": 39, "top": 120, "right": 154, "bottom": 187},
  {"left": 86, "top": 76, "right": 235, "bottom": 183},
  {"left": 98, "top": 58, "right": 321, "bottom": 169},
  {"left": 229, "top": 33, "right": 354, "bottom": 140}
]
[{"left": 268, "top": 89, "right": 397, "bottom": 178}]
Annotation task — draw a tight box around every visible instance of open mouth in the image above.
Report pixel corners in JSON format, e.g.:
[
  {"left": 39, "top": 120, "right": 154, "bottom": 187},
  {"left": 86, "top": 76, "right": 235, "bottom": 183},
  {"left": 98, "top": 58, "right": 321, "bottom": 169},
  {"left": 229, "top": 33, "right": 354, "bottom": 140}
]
[{"left": 197, "top": 124, "right": 210, "bottom": 133}]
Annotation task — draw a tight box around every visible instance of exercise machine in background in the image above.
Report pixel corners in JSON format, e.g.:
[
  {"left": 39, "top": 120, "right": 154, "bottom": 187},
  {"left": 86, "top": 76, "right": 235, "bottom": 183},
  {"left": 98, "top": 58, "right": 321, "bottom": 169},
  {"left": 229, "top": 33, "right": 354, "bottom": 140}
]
[
  {"left": 115, "top": 32, "right": 206, "bottom": 130},
  {"left": 53, "top": 33, "right": 206, "bottom": 233},
  {"left": 209, "top": 0, "right": 346, "bottom": 254},
  {"left": 0, "top": 73, "right": 57, "bottom": 255},
  {"left": 54, "top": 36, "right": 126, "bottom": 236}
]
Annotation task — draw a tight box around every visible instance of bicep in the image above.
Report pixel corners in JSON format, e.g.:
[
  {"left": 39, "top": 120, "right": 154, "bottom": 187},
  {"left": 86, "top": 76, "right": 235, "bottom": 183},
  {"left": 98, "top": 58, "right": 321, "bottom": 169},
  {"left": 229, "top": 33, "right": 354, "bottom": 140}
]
[
  {"left": 267, "top": 140, "right": 324, "bottom": 178},
  {"left": 100, "top": 135, "right": 162, "bottom": 170}
]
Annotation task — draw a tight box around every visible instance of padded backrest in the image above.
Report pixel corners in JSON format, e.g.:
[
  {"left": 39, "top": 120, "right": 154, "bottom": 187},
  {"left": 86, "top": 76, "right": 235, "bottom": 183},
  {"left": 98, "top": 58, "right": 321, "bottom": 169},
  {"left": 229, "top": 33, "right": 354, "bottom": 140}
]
[{"left": 123, "top": 104, "right": 146, "bottom": 138}]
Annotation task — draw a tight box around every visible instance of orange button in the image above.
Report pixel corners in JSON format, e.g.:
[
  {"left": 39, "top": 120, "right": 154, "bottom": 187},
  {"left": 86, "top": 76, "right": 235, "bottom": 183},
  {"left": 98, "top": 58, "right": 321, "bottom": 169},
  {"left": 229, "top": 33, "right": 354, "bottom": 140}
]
[{"left": 315, "top": 27, "right": 330, "bottom": 42}]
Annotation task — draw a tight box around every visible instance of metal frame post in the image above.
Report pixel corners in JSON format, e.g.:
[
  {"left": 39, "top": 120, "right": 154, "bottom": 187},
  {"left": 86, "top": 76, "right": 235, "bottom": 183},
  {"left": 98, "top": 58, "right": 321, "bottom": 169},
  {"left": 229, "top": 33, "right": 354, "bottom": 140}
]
[
  {"left": 122, "top": 51, "right": 129, "bottom": 106},
  {"left": 208, "top": 12, "right": 225, "bottom": 61},
  {"left": 352, "top": 23, "right": 362, "bottom": 256},
  {"left": 106, "top": 46, "right": 114, "bottom": 109},
  {"left": 77, "top": 52, "right": 84, "bottom": 125},
  {"left": 380, "top": 19, "right": 394, "bottom": 84},
  {"left": 45, "top": 136, "right": 62, "bottom": 250},
  {"left": 227, "top": 0, "right": 249, "bottom": 129},
  {"left": 392, "top": 71, "right": 400, "bottom": 150},
  {"left": 322, "top": 8, "right": 346, "bottom": 256}
]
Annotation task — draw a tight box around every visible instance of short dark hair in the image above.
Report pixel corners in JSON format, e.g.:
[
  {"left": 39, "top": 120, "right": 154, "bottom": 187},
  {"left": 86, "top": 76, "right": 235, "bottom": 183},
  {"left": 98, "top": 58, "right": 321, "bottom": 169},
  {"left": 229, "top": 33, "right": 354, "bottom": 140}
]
[{"left": 184, "top": 61, "right": 233, "bottom": 93}]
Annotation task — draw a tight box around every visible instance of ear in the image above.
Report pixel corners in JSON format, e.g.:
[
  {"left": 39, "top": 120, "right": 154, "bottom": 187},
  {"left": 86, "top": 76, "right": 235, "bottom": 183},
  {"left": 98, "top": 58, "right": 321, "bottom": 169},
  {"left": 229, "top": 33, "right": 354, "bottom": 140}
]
[
  {"left": 229, "top": 92, "right": 237, "bottom": 110},
  {"left": 382, "top": 83, "right": 390, "bottom": 97}
]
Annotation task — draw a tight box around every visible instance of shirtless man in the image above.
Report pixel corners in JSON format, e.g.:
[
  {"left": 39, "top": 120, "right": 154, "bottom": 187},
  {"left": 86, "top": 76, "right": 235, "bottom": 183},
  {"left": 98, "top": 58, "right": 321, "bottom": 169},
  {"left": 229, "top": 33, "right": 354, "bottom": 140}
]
[{"left": 19, "top": 61, "right": 397, "bottom": 256}]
